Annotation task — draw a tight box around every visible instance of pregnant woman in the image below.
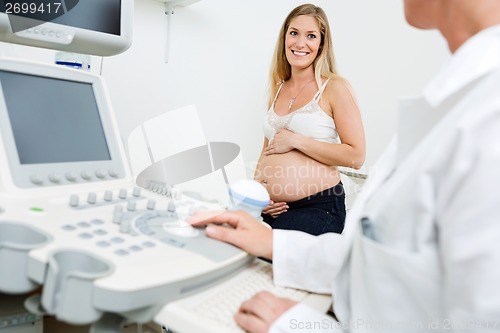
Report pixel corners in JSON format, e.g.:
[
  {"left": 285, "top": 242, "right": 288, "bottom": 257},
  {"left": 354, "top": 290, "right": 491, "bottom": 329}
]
[{"left": 255, "top": 4, "right": 365, "bottom": 235}]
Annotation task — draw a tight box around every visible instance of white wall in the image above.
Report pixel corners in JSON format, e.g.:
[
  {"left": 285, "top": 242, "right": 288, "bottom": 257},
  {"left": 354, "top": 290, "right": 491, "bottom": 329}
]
[{"left": 0, "top": 0, "right": 450, "bottom": 176}]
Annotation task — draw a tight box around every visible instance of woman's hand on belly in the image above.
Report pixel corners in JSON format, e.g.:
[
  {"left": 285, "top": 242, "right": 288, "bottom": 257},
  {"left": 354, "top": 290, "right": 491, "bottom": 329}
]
[
  {"left": 264, "top": 129, "right": 297, "bottom": 155},
  {"left": 262, "top": 200, "right": 289, "bottom": 218}
]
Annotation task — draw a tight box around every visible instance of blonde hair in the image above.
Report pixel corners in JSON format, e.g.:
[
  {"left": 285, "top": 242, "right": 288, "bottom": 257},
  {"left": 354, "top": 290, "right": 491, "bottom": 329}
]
[{"left": 268, "top": 4, "right": 339, "bottom": 107}]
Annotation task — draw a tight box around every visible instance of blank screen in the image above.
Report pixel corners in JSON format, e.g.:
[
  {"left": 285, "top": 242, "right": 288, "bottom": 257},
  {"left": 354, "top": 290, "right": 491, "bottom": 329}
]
[
  {"left": 53, "top": 0, "right": 121, "bottom": 35},
  {"left": 0, "top": 70, "right": 111, "bottom": 164},
  {"left": 0, "top": 0, "right": 121, "bottom": 35}
]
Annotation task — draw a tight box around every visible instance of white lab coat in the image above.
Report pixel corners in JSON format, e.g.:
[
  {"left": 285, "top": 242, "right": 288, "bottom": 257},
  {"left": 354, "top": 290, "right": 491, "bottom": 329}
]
[{"left": 270, "top": 25, "right": 500, "bottom": 332}]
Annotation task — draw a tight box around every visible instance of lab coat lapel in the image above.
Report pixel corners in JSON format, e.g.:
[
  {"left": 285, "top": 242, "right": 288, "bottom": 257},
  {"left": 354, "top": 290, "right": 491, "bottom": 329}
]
[
  {"left": 396, "top": 27, "right": 500, "bottom": 165},
  {"left": 395, "top": 76, "right": 483, "bottom": 167},
  {"left": 396, "top": 97, "right": 438, "bottom": 165}
]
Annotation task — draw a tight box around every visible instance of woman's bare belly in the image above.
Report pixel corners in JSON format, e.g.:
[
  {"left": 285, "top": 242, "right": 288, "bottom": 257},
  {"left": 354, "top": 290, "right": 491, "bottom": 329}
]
[{"left": 256, "top": 150, "right": 340, "bottom": 202}]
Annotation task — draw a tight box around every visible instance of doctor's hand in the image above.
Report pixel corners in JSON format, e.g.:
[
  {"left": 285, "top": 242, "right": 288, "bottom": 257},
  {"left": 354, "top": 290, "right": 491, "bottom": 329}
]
[
  {"left": 264, "top": 129, "right": 298, "bottom": 155},
  {"left": 188, "top": 210, "right": 273, "bottom": 260},
  {"left": 262, "top": 200, "right": 288, "bottom": 218},
  {"left": 235, "top": 291, "right": 297, "bottom": 333}
]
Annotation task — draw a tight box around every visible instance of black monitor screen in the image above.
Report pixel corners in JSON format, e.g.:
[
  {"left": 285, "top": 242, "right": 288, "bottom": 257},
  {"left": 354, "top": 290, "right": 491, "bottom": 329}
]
[
  {"left": 0, "top": 70, "right": 111, "bottom": 164},
  {"left": 0, "top": 0, "right": 121, "bottom": 35}
]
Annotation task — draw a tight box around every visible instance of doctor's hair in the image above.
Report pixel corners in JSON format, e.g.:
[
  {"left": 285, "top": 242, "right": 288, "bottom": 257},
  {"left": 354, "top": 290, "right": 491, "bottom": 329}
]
[{"left": 267, "top": 3, "right": 339, "bottom": 107}]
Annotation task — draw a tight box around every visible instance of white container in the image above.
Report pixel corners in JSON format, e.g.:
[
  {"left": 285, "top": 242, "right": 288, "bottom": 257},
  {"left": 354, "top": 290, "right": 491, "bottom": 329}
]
[{"left": 228, "top": 179, "right": 270, "bottom": 219}]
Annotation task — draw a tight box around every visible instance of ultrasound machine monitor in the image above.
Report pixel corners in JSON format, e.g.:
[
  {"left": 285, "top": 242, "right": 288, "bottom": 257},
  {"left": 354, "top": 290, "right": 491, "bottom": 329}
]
[
  {"left": 0, "top": 59, "right": 251, "bottom": 327},
  {"left": 0, "top": 58, "right": 129, "bottom": 192},
  {"left": 0, "top": 0, "right": 133, "bottom": 56}
]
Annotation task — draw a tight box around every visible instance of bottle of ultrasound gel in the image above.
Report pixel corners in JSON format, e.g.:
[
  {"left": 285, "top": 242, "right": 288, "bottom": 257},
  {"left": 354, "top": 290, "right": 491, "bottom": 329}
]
[{"left": 228, "top": 179, "right": 270, "bottom": 220}]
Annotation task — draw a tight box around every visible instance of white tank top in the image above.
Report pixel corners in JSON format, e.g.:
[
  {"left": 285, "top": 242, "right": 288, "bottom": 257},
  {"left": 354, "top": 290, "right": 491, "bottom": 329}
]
[{"left": 263, "top": 79, "right": 340, "bottom": 144}]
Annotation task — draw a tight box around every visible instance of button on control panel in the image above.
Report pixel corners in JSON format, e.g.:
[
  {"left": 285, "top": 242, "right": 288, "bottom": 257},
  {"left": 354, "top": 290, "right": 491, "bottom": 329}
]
[
  {"left": 15, "top": 27, "right": 74, "bottom": 45},
  {"left": 29, "top": 168, "right": 123, "bottom": 186}
]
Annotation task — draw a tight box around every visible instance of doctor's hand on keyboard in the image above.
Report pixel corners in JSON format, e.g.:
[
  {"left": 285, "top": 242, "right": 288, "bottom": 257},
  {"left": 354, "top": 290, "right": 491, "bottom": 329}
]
[
  {"left": 178, "top": 259, "right": 309, "bottom": 333},
  {"left": 188, "top": 210, "right": 274, "bottom": 260},
  {"left": 187, "top": 211, "right": 308, "bottom": 332},
  {"left": 234, "top": 290, "right": 297, "bottom": 333}
]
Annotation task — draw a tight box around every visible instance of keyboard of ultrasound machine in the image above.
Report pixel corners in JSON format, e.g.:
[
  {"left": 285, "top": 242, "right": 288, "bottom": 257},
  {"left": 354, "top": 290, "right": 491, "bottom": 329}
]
[{"left": 156, "top": 258, "right": 332, "bottom": 333}]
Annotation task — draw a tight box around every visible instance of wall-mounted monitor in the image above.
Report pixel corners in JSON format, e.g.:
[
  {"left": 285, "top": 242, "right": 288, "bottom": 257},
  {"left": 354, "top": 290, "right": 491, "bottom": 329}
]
[{"left": 0, "top": 0, "right": 133, "bottom": 56}]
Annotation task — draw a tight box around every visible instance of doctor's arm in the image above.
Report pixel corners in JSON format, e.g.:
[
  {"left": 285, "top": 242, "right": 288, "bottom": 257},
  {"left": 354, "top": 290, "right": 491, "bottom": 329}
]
[
  {"left": 189, "top": 210, "right": 348, "bottom": 332},
  {"left": 189, "top": 210, "right": 350, "bottom": 293}
]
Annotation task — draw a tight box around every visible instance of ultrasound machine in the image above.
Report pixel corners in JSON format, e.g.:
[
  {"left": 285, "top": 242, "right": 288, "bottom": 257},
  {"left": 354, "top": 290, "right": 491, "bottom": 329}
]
[
  {"left": 0, "top": 55, "right": 259, "bottom": 329},
  {"left": 0, "top": 1, "right": 331, "bottom": 332}
]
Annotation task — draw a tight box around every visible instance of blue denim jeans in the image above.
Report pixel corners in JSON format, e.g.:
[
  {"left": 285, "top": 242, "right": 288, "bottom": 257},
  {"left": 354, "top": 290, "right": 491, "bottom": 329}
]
[{"left": 262, "top": 182, "right": 346, "bottom": 236}]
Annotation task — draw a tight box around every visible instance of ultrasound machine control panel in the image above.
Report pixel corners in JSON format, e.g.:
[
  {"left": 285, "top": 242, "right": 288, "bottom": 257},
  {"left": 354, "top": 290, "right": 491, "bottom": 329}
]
[{"left": 0, "top": 58, "right": 250, "bottom": 330}]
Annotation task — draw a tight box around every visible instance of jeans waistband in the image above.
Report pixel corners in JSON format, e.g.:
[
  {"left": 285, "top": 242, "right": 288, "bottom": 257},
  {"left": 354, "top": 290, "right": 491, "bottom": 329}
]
[{"left": 287, "top": 182, "right": 344, "bottom": 209}]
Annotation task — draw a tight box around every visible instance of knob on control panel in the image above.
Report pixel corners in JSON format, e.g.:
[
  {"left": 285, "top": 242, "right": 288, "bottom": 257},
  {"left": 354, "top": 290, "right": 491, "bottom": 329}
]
[
  {"left": 146, "top": 199, "right": 156, "bottom": 210},
  {"left": 108, "top": 169, "right": 119, "bottom": 177},
  {"left": 104, "top": 191, "right": 113, "bottom": 202},
  {"left": 30, "top": 174, "right": 44, "bottom": 185},
  {"left": 113, "top": 205, "right": 124, "bottom": 224},
  {"left": 69, "top": 195, "right": 79, "bottom": 207},
  {"left": 65, "top": 172, "right": 78, "bottom": 182},
  {"left": 81, "top": 171, "right": 92, "bottom": 181},
  {"left": 118, "top": 189, "right": 127, "bottom": 200},
  {"left": 127, "top": 200, "right": 136, "bottom": 212},
  {"left": 167, "top": 200, "right": 176, "bottom": 212},
  {"left": 87, "top": 193, "right": 97, "bottom": 205},
  {"left": 95, "top": 169, "right": 106, "bottom": 179},
  {"left": 48, "top": 173, "right": 61, "bottom": 183}
]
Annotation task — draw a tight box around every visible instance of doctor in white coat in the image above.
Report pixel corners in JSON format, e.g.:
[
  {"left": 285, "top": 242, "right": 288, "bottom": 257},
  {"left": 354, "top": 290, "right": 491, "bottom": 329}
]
[{"left": 191, "top": 0, "right": 500, "bottom": 332}]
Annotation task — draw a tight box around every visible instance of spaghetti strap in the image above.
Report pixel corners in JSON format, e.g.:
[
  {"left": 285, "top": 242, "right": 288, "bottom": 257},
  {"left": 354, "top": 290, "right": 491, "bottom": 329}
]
[
  {"left": 273, "top": 83, "right": 284, "bottom": 104},
  {"left": 314, "top": 78, "right": 330, "bottom": 101}
]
